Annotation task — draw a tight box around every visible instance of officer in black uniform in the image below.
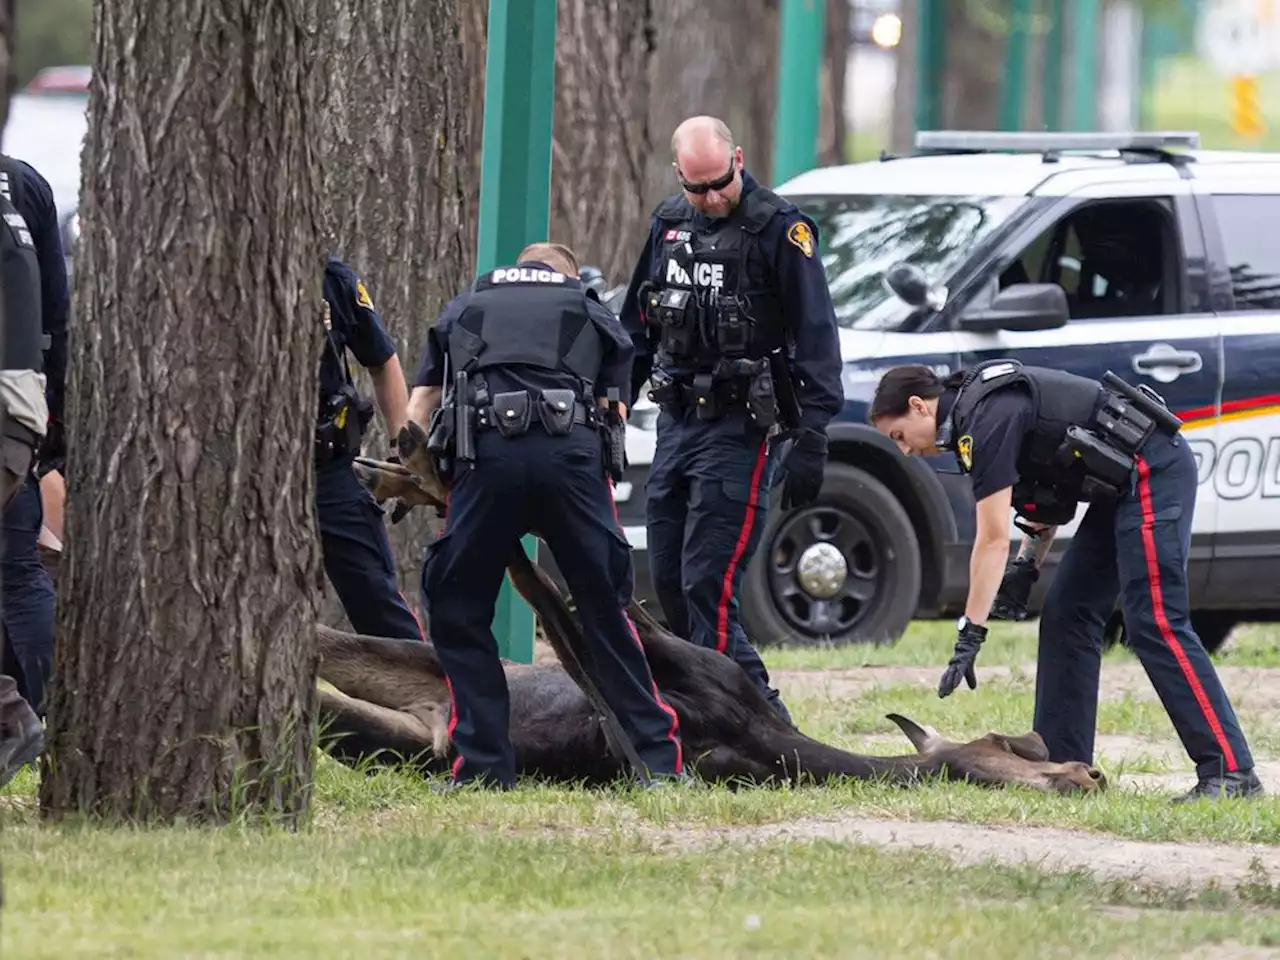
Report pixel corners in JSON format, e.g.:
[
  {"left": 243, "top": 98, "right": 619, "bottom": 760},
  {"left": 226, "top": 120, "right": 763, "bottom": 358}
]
[
  {"left": 619, "top": 116, "right": 843, "bottom": 721},
  {"left": 0, "top": 155, "right": 65, "bottom": 717},
  {"left": 0, "top": 158, "right": 53, "bottom": 783},
  {"left": 407, "top": 242, "right": 684, "bottom": 791},
  {"left": 869, "top": 359, "right": 1263, "bottom": 802},
  {"left": 316, "top": 255, "right": 423, "bottom": 642}
]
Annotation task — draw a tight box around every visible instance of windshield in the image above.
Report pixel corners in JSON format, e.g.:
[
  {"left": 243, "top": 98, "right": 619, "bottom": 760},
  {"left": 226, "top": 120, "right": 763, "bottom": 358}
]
[{"left": 792, "top": 193, "right": 1030, "bottom": 331}]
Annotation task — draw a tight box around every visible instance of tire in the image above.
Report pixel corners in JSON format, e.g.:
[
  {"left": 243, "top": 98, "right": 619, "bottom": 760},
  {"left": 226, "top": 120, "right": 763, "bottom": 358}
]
[
  {"left": 740, "top": 461, "right": 922, "bottom": 648},
  {"left": 1100, "top": 609, "right": 1238, "bottom": 657}
]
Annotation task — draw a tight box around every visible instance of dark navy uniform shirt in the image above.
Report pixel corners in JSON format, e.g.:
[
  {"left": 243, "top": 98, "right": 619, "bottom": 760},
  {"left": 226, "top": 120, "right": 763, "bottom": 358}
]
[
  {"left": 2, "top": 156, "right": 68, "bottom": 430},
  {"left": 618, "top": 170, "right": 844, "bottom": 434},
  {"left": 946, "top": 385, "right": 1035, "bottom": 503},
  {"left": 413, "top": 260, "right": 636, "bottom": 400},
  {"left": 320, "top": 256, "right": 397, "bottom": 411}
]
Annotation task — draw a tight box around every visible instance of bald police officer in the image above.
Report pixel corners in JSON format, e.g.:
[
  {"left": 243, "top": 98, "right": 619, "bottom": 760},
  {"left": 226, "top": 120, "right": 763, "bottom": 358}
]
[
  {"left": 408, "top": 242, "right": 684, "bottom": 791},
  {"left": 316, "top": 256, "right": 423, "bottom": 642},
  {"left": 619, "top": 116, "right": 844, "bottom": 722}
]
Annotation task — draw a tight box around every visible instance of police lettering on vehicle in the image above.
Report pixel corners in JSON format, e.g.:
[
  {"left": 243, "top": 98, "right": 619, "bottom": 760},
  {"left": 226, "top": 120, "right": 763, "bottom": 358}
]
[{"left": 490, "top": 267, "right": 567, "bottom": 285}]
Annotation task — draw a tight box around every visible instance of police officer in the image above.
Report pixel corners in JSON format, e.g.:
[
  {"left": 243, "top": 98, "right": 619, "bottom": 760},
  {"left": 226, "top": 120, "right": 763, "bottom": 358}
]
[
  {"left": 619, "top": 116, "right": 844, "bottom": 721},
  {"left": 869, "top": 359, "right": 1263, "bottom": 802},
  {"left": 316, "top": 255, "right": 423, "bottom": 642},
  {"left": 0, "top": 155, "right": 53, "bottom": 782},
  {"left": 407, "top": 242, "right": 684, "bottom": 791},
  {"left": 0, "top": 155, "right": 66, "bottom": 717}
]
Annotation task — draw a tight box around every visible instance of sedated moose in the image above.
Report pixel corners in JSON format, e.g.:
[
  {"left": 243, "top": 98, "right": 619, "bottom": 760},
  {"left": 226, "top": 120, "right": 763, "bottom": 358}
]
[{"left": 317, "top": 423, "right": 1107, "bottom": 795}]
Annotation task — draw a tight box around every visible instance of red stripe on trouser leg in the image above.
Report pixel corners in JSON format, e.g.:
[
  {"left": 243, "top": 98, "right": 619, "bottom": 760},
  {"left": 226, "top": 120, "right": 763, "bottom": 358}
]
[
  {"left": 1135, "top": 456, "right": 1238, "bottom": 772},
  {"left": 445, "top": 671, "right": 464, "bottom": 779},
  {"left": 715, "top": 440, "right": 769, "bottom": 654},
  {"left": 624, "top": 613, "right": 684, "bottom": 774}
]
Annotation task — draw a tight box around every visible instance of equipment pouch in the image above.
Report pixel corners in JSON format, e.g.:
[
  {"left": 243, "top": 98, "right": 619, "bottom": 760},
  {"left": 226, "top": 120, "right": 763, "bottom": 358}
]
[
  {"left": 715, "top": 297, "right": 751, "bottom": 357},
  {"left": 747, "top": 365, "right": 779, "bottom": 428},
  {"left": 692, "top": 373, "right": 722, "bottom": 421},
  {"left": 1064, "top": 425, "right": 1134, "bottom": 488},
  {"left": 658, "top": 287, "right": 698, "bottom": 356},
  {"left": 537, "top": 389, "right": 579, "bottom": 437},
  {"left": 491, "top": 391, "right": 533, "bottom": 438}
]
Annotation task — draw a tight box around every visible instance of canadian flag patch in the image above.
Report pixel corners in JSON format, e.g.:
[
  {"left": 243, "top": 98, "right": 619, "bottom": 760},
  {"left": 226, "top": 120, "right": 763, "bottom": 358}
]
[{"left": 664, "top": 229, "right": 691, "bottom": 242}]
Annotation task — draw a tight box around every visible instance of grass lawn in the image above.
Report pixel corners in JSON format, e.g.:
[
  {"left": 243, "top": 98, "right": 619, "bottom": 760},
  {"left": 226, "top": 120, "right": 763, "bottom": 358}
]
[{"left": 4, "top": 618, "right": 1280, "bottom": 957}]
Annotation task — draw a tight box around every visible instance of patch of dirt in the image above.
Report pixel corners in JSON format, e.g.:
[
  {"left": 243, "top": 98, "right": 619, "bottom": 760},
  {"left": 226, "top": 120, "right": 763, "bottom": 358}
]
[
  {"left": 1179, "top": 944, "right": 1280, "bottom": 960},
  {"left": 633, "top": 816, "right": 1280, "bottom": 893}
]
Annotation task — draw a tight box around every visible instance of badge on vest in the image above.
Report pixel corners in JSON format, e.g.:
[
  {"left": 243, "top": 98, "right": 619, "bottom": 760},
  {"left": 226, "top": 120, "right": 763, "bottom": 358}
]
[
  {"left": 355, "top": 280, "right": 375, "bottom": 310},
  {"left": 663, "top": 229, "right": 691, "bottom": 242},
  {"left": 787, "top": 221, "right": 815, "bottom": 258},
  {"left": 957, "top": 434, "right": 974, "bottom": 471}
]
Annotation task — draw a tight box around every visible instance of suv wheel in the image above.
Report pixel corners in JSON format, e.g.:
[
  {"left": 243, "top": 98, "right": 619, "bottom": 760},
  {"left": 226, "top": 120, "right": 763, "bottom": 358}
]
[{"left": 741, "top": 462, "right": 921, "bottom": 647}]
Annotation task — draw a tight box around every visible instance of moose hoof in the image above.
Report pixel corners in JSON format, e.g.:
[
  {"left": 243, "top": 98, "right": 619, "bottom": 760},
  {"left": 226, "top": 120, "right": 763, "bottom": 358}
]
[{"left": 1049, "top": 761, "right": 1108, "bottom": 794}]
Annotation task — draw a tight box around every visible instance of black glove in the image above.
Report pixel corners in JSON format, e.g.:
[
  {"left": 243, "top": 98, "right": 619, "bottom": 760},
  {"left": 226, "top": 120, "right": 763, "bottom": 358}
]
[
  {"left": 991, "top": 556, "right": 1039, "bottom": 621},
  {"left": 777, "top": 428, "right": 828, "bottom": 510},
  {"left": 938, "top": 619, "right": 988, "bottom": 698}
]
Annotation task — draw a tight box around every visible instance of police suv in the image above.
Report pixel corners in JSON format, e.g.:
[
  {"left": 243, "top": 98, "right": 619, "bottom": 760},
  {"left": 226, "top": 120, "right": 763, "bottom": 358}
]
[{"left": 612, "top": 130, "right": 1280, "bottom": 654}]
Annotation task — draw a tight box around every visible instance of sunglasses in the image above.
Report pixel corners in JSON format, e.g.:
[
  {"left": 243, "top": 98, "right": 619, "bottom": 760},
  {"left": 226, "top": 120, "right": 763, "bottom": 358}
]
[{"left": 676, "top": 158, "right": 736, "bottom": 195}]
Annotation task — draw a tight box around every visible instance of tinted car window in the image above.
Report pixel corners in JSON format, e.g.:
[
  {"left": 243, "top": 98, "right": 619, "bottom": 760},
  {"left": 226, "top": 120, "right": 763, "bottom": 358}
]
[{"left": 1211, "top": 194, "right": 1280, "bottom": 311}]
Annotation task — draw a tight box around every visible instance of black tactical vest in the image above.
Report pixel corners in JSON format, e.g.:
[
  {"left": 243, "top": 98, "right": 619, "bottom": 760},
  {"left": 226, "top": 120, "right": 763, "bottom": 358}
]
[
  {"left": 947, "top": 359, "right": 1105, "bottom": 512},
  {"left": 448, "top": 264, "right": 602, "bottom": 396},
  {"left": 0, "top": 177, "right": 44, "bottom": 373},
  {"left": 648, "top": 184, "right": 790, "bottom": 371}
]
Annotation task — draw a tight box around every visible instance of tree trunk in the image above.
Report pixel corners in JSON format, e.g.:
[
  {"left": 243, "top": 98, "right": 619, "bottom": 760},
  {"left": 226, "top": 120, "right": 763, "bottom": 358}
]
[
  {"left": 39, "top": 0, "right": 328, "bottom": 825},
  {"left": 314, "top": 0, "right": 482, "bottom": 625},
  {"left": 942, "top": 0, "right": 1007, "bottom": 129},
  {"left": 819, "top": 0, "right": 849, "bottom": 167}
]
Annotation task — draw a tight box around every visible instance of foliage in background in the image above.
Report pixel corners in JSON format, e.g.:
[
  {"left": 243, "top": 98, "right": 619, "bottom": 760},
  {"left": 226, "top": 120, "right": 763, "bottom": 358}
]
[{"left": 15, "top": 0, "right": 90, "bottom": 85}]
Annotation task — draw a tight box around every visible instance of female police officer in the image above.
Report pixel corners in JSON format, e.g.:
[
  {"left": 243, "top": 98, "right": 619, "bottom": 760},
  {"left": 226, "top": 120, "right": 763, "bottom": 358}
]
[{"left": 869, "top": 359, "right": 1262, "bottom": 802}]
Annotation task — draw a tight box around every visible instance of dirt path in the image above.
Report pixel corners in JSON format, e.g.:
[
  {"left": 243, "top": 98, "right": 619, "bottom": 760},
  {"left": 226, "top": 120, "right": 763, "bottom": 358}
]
[{"left": 636, "top": 816, "right": 1280, "bottom": 893}]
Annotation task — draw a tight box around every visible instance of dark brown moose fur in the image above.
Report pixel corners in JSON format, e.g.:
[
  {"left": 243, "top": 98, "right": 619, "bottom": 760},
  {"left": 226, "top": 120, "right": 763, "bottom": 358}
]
[{"left": 312, "top": 423, "right": 1106, "bottom": 795}]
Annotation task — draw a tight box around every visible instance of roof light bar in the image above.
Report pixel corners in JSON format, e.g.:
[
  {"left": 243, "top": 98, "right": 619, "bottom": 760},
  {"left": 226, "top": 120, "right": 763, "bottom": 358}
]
[{"left": 914, "top": 130, "right": 1201, "bottom": 153}]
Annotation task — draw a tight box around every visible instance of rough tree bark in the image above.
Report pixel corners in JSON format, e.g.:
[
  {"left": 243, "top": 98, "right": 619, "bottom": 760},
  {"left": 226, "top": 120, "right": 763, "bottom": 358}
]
[
  {"left": 819, "top": 0, "right": 849, "bottom": 168},
  {"left": 39, "top": 0, "right": 329, "bottom": 825},
  {"left": 314, "top": 0, "right": 481, "bottom": 625}
]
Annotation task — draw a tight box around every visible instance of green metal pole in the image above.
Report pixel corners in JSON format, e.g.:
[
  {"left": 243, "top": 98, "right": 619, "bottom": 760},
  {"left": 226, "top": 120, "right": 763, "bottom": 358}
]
[
  {"left": 1042, "top": 0, "right": 1064, "bottom": 131},
  {"left": 474, "top": 0, "right": 558, "bottom": 664},
  {"left": 915, "top": 0, "right": 945, "bottom": 135},
  {"left": 998, "top": 0, "right": 1032, "bottom": 130},
  {"left": 771, "top": 0, "right": 825, "bottom": 184},
  {"left": 1070, "top": 0, "right": 1100, "bottom": 131}
]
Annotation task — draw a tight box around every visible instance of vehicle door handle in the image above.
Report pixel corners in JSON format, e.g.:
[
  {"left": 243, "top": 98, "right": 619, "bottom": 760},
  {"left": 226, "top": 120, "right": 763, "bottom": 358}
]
[{"left": 1132, "top": 345, "right": 1203, "bottom": 375}]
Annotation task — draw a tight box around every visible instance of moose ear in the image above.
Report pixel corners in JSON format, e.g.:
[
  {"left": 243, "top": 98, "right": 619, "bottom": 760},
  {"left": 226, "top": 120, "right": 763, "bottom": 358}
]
[{"left": 885, "top": 713, "right": 942, "bottom": 754}]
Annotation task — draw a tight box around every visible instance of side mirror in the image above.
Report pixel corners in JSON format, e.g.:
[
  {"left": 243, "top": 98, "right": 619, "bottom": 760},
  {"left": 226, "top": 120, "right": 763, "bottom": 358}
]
[
  {"left": 883, "top": 262, "right": 937, "bottom": 308},
  {"left": 959, "top": 282, "right": 1068, "bottom": 333}
]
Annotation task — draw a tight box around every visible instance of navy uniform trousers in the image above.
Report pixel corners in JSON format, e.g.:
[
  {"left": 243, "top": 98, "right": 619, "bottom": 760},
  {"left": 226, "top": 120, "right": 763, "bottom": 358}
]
[
  {"left": 646, "top": 406, "right": 789, "bottom": 720},
  {"left": 317, "top": 455, "right": 423, "bottom": 642},
  {"left": 0, "top": 473, "right": 54, "bottom": 715},
  {"left": 1034, "top": 429, "right": 1254, "bottom": 780},
  {"left": 422, "top": 426, "right": 683, "bottom": 789}
]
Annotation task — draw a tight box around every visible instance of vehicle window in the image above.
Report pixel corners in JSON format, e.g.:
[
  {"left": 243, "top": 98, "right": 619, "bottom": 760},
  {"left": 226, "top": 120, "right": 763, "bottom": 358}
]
[
  {"left": 795, "top": 194, "right": 1030, "bottom": 330},
  {"left": 996, "top": 198, "right": 1177, "bottom": 320},
  {"left": 1209, "top": 194, "right": 1280, "bottom": 311}
]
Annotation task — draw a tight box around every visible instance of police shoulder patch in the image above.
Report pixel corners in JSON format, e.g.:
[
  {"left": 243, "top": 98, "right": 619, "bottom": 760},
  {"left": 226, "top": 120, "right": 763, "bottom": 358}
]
[
  {"left": 957, "top": 435, "right": 974, "bottom": 471},
  {"left": 355, "top": 279, "right": 374, "bottom": 310},
  {"left": 787, "top": 220, "right": 815, "bottom": 258}
]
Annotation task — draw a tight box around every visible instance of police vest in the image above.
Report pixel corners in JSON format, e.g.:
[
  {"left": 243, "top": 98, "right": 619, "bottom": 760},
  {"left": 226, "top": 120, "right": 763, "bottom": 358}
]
[
  {"left": 648, "top": 185, "right": 790, "bottom": 371},
  {"left": 0, "top": 178, "right": 44, "bottom": 373},
  {"left": 447, "top": 265, "right": 602, "bottom": 397},
  {"left": 947, "top": 360, "right": 1105, "bottom": 509}
]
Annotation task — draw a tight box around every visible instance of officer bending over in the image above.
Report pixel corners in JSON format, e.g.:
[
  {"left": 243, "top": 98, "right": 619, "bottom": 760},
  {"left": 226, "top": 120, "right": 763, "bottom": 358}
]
[
  {"left": 0, "top": 169, "right": 52, "bottom": 784},
  {"left": 619, "top": 116, "right": 844, "bottom": 722},
  {"left": 870, "top": 359, "right": 1262, "bottom": 802},
  {"left": 0, "top": 155, "right": 66, "bottom": 717},
  {"left": 316, "top": 256, "right": 423, "bottom": 642},
  {"left": 407, "top": 242, "right": 684, "bottom": 791}
]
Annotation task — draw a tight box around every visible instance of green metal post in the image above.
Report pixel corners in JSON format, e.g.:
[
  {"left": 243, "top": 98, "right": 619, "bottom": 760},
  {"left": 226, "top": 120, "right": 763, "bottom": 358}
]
[
  {"left": 915, "top": 0, "right": 945, "bottom": 135},
  {"left": 1069, "top": 0, "right": 1100, "bottom": 131},
  {"left": 1042, "top": 0, "right": 1064, "bottom": 131},
  {"left": 771, "top": 0, "right": 825, "bottom": 183},
  {"left": 998, "top": 0, "right": 1032, "bottom": 130},
  {"left": 474, "top": 0, "right": 558, "bottom": 663}
]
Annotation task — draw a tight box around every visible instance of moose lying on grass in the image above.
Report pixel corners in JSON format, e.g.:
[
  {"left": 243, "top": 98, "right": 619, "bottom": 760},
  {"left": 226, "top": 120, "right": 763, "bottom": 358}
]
[{"left": 316, "top": 423, "right": 1107, "bottom": 795}]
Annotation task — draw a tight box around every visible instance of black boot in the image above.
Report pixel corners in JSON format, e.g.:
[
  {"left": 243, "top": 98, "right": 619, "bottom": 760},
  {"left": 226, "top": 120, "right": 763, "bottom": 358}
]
[
  {"left": 1171, "top": 769, "right": 1264, "bottom": 803},
  {"left": 0, "top": 674, "right": 43, "bottom": 789}
]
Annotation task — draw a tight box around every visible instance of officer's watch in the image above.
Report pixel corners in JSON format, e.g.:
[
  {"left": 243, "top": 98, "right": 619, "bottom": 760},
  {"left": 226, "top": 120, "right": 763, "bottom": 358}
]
[{"left": 957, "top": 616, "right": 988, "bottom": 638}]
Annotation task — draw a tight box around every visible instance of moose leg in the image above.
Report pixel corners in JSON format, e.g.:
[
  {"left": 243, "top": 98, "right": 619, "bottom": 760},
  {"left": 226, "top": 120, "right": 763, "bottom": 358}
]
[{"left": 317, "top": 690, "right": 449, "bottom": 772}]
